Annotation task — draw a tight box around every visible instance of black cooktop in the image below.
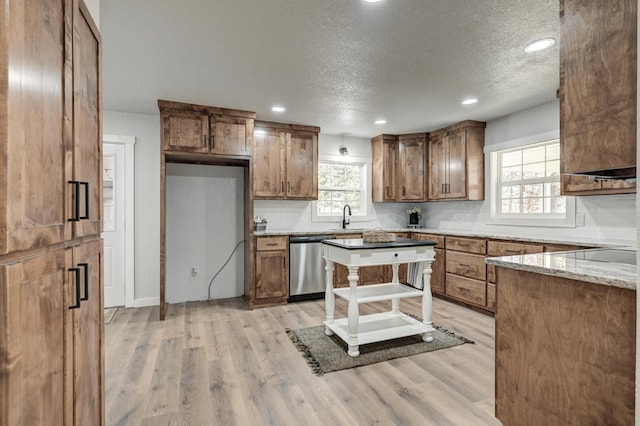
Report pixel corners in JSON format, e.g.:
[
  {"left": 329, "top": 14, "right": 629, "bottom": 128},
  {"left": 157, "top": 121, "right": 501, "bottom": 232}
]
[{"left": 567, "top": 249, "right": 636, "bottom": 266}]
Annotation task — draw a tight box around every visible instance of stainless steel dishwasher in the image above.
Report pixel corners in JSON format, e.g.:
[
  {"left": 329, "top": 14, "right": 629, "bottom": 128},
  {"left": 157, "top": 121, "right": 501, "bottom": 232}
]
[{"left": 288, "top": 235, "right": 335, "bottom": 302}]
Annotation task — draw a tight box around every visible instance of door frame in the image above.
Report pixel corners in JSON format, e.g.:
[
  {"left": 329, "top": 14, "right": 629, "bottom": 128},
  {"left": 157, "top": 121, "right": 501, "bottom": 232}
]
[{"left": 103, "top": 134, "right": 136, "bottom": 307}]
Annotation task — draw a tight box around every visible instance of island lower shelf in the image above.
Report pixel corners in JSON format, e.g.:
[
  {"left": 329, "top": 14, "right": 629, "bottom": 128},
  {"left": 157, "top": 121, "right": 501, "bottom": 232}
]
[
  {"left": 332, "top": 282, "right": 424, "bottom": 304},
  {"left": 324, "top": 312, "right": 430, "bottom": 346}
]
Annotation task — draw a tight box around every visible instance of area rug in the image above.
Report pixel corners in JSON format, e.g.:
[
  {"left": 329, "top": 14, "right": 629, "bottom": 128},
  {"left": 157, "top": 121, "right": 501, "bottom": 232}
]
[
  {"left": 104, "top": 307, "right": 118, "bottom": 324},
  {"left": 286, "top": 322, "right": 474, "bottom": 376}
]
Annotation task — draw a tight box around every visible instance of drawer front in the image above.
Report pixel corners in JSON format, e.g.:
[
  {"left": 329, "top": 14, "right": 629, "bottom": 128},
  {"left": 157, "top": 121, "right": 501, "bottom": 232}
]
[
  {"left": 371, "top": 249, "right": 417, "bottom": 264},
  {"left": 487, "top": 264, "right": 496, "bottom": 283},
  {"left": 412, "top": 233, "right": 445, "bottom": 248},
  {"left": 446, "top": 251, "right": 486, "bottom": 281},
  {"left": 394, "top": 232, "right": 411, "bottom": 239},
  {"left": 446, "top": 274, "right": 487, "bottom": 306},
  {"left": 335, "top": 233, "right": 362, "bottom": 239},
  {"left": 486, "top": 283, "right": 496, "bottom": 312},
  {"left": 487, "top": 240, "right": 542, "bottom": 257},
  {"left": 446, "top": 236, "right": 486, "bottom": 254},
  {"left": 256, "top": 236, "right": 287, "bottom": 251},
  {"left": 543, "top": 244, "right": 588, "bottom": 252}
]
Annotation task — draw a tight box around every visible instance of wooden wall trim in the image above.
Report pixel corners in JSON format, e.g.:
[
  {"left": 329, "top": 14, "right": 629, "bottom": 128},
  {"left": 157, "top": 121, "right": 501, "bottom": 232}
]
[{"left": 157, "top": 99, "right": 256, "bottom": 119}]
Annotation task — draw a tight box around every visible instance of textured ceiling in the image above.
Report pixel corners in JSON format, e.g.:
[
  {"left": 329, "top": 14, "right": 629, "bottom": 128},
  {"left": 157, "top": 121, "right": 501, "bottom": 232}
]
[{"left": 101, "top": 0, "right": 559, "bottom": 137}]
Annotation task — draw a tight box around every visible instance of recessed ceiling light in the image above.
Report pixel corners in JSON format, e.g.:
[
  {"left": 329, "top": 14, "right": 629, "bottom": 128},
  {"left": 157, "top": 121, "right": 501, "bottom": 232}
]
[
  {"left": 363, "top": 0, "right": 383, "bottom": 3},
  {"left": 271, "top": 106, "right": 285, "bottom": 112},
  {"left": 525, "top": 38, "right": 555, "bottom": 52},
  {"left": 374, "top": 119, "right": 386, "bottom": 124},
  {"left": 462, "top": 98, "right": 478, "bottom": 105}
]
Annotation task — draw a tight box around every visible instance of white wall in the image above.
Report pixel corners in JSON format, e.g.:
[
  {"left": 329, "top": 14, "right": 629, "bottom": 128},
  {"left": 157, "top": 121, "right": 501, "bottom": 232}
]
[
  {"left": 84, "top": 0, "right": 100, "bottom": 28},
  {"left": 165, "top": 164, "right": 244, "bottom": 303},
  {"left": 422, "top": 100, "right": 637, "bottom": 243}
]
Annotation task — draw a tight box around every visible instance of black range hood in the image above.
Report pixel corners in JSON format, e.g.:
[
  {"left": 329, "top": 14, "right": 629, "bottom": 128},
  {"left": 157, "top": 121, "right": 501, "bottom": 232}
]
[{"left": 568, "top": 166, "right": 636, "bottom": 181}]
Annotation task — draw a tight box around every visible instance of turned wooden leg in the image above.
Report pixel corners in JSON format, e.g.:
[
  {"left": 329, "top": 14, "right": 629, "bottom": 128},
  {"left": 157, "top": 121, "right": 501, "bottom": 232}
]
[
  {"left": 421, "top": 260, "right": 435, "bottom": 343},
  {"left": 347, "top": 266, "right": 360, "bottom": 357},
  {"left": 391, "top": 263, "right": 400, "bottom": 314},
  {"left": 324, "top": 258, "right": 335, "bottom": 336}
]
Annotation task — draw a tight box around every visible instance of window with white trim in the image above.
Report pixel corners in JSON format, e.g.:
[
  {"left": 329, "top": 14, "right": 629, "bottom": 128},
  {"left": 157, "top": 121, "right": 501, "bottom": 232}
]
[
  {"left": 491, "top": 139, "right": 575, "bottom": 227},
  {"left": 316, "top": 161, "right": 367, "bottom": 216}
]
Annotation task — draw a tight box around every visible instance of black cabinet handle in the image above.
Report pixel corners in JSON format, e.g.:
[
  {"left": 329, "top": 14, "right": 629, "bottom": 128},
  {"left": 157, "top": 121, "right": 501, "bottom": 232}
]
[
  {"left": 210, "top": 134, "right": 215, "bottom": 148},
  {"left": 68, "top": 267, "right": 81, "bottom": 309},
  {"left": 80, "top": 182, "right": 89, "bottom": 220},
  {"left": 79, "top": 263, "right": 89, "bottom": 301},
  {"left": 68, "top": 181, "right": 89, "bottom": 221}
]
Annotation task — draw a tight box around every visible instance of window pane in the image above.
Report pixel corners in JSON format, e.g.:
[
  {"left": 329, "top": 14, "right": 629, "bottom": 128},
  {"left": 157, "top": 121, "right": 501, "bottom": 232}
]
[
  {"left": 522, "top": 146, "right": 545, "bottom": 164},
  {"left": 523, "top": 197, "right": 543, "bottom": 214},
  {"left": 550, "top": 196, "right": 566, "bottom": 213},
  {"left": 501, "top": 199, "right": 521, "bottom": 214},
  {"left": 522, "top": 161, "right": 545, "bottom": 179},
  {"left": 545, "top": 182, "right": 562, "bottom": 197},
  {"left": 501, "top": 184, "right": 521, "bottom": 199},
  {"left": 523, "top": 183, "right": 543, "bottom": 197},
  {"left": 546, "top": 144, "right": 560, "bottom": 160},
  {"left": 501, "top": 151, "right": 521, "bottom": 167},
  {"left": 546, "top": 160, "right": 560, "bottom": 177},
  {"left": 501, "top": 165, "right": 522, "bottom": 181}
]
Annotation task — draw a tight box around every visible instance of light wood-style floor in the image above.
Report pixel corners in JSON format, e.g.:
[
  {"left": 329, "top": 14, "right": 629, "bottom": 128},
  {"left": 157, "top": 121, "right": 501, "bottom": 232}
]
[{"left": 105, "top": 296, "right": 501, "bottom": 425}]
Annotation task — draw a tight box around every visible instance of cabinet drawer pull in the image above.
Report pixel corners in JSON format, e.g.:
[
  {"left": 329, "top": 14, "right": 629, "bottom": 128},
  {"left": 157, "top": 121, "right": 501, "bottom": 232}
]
[
  {"left": 210, "top": 134, "right": 215, "bottom": 148},
  {"left": 386, "top": 186, "right": 390, "bottom": 197},
  {"left": 79, "top": 263, "right": 89, "bottom": 301},
  {"left": 459, "top": 263, "right": 471, "bottom": 267},
  {"left": 288, "top": 182, "right": 291, "bottom": 192},
  {"left": 68, "top": 267, "right": 81, "bottom": 309},
  {"left": 505, "top": 249, "right": 521, "bottom": 254},
  {"left": 403, "top": 186, "right": 406, "bottom": 196},
  {"left": 203, "top": 134, "right": 208, "bottom": 147},
  {"left": 281, "top": 182, "right": 284, "bottom": 192},
  {"left": 80, "top": 182, "right": 89, "bottom": 220},
  {"left": 266, "top": 243, "right": 278, "bottom": 246},
  {"left": 457, "top": 242, "right": 470, "bottom": 247},
  {"left": 459, "top": 287, "right": 471, "bottom": 292}
]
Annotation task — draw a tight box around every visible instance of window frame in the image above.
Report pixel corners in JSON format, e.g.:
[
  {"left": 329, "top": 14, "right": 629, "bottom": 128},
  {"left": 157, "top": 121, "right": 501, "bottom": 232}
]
[
  {"left": 488, "top": 137, "right": 576, "bottom": 228},
  {"left": 312, "top": 154, "right": 374, "bottom": 223}
]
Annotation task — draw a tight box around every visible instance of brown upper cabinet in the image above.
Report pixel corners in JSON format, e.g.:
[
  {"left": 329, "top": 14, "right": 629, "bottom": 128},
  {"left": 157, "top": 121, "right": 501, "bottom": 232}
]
[
  {"left": 559, "top": 0, "right": 636, "bottom": 195},
  {"left": 428, "top": 120, "right": 485, "bottom": 201},
  {"left": 159, "top": 100, "right": 255, "bottom": 157},
  {"left": 371, "top": 134, "right": 399, "bottom": 202},
  {"left": 0, "top": 0, "right": 102, "bottom": 254},
  {"left": 371, "top": 133, "right": 426, "bottom": 202},
  {"left": 398, "top": 133, "right": 427, "bottom": 201},
  {"left": 253, "top": 121, "right": 319, "bottom": 200}
]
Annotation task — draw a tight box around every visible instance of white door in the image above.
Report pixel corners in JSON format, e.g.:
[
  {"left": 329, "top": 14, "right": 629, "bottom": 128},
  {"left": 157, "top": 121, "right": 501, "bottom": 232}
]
[{"left": 103, "top": 143, "right": 126, "bottom": 307}]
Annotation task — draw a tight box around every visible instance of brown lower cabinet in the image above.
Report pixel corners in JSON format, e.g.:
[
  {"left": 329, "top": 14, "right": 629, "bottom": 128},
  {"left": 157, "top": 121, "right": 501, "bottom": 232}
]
[
  {"left": 255, "top": 236, "right": 288, "bottom": 304},
  {"left": 0, "top": 239, "right": 103, "bottom": 425}
]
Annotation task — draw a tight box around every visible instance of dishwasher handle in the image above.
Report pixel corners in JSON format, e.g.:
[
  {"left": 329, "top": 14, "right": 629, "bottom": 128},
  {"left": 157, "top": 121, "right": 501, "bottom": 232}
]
[{"left": 289, "top": 235, "right": 335, "bottom": 244}]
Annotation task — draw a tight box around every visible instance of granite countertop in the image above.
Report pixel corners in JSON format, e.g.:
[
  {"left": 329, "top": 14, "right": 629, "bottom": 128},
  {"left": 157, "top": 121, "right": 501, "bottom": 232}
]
[
  {"left": 255, "top": 227, "right": 633, "bottom": 249},
  {"left": 485, "top": 248, "right": 637, "bottom": 290}
]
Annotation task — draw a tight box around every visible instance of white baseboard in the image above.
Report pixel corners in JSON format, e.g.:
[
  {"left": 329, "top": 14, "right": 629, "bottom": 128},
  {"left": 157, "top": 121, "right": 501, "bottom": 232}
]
[{"left": 132, "top": 297, "right": 160, "bottom": 308}]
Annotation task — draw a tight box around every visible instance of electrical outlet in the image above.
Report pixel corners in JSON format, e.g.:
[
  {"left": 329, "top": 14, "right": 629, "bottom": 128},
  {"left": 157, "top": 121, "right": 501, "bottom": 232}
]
[
  {"left": 191, "top": 267, "right": 198, "bottom": 277},
  {"left": 576, "top": 214, "right": 585, "bottom": 227}
]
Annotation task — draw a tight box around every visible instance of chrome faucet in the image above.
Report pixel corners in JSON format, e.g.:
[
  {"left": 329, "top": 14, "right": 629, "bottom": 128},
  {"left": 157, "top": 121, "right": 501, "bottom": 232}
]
[{"left": 342, "top": 204, "right": 352, "bottom": 229}]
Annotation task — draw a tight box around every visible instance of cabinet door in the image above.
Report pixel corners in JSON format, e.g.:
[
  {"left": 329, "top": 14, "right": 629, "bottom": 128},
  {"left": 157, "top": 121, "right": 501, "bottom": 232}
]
[
  {"left": 445, "top": 130, "right": 467, "bottom": 199},
  {"left": 286, "top": 131, "right": 318, "bottom": 199},
  {"left": 398, "top": 136, "right": 425, "bottom": 200},
  {"left": 70, "top": 239, "right": 103, "bottom": 426},
  {"left": 253, "top": 128, "right": 286, "bottom": 198},
  {"left": 428, "top": 134, "right": 447, "bottom": 200},
  {"left": 255, "top": 251, "right": 287, "bottom": 299},
  {"left": 162, "top": 111, "right": 209, "bottom": 153},
  {"left": 72, "top": 0, "right": 102, "bottom": 238},
  {"left": 0, "top": 0, "right": 72, "bottom": 254},
  {"left": 211, "top": 115, "right": 252, "bottom": 156},
  {"left": 360, "top": 266, "right": 389, "bottom": 286},
  {"left": 382, "top": 140, "right": 398, "bottom": 201},
  {"left": 560, "top": 0, "right": 636, "bottom": 174},
  {"left": 0, "top": 248, "right": 71, "bottom": 425}
]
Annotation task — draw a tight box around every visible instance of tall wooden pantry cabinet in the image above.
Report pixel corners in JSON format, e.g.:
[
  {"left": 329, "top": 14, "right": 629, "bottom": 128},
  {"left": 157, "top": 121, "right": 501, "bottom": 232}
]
[{"left": 0, "top": 0, "right": 104, "bottom": 425}]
